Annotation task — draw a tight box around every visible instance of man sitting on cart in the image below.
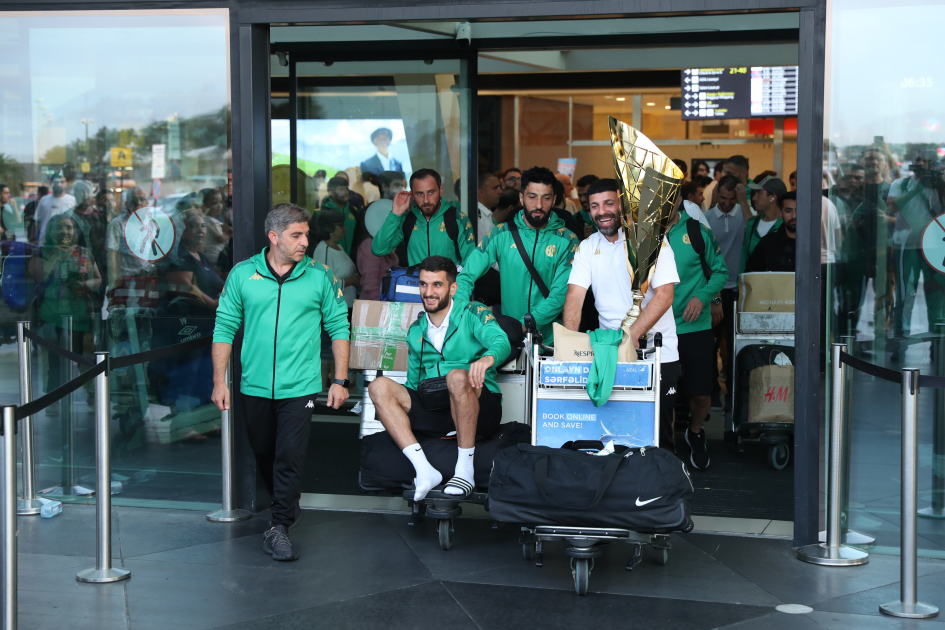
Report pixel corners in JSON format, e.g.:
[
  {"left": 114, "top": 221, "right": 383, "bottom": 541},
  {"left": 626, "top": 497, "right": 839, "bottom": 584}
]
[
  {"left": 455, "top": 166, "right": 577, "bottom": 345},
  {"left": 562, "top": 178, "right": 682, "bottom": 452},
  {"left": 368, "top": 255, "right": 511, "bottom": 501}
]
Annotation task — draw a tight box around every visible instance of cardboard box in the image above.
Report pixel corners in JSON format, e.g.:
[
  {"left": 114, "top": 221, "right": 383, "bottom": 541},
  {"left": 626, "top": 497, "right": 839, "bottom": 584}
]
[
  {"left": 349, "top": 300, "right": 425, "bottom": 371},
  {"left": 739, "top": 272, "right": 795, "bottom": 313},
  {"left": 552, "top": 323, "right": 636, "bottom": 363}
]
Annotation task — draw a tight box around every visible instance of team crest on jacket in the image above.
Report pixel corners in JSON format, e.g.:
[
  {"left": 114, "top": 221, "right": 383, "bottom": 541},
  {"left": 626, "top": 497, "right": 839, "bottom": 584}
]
[
  {"left": 545, "top": 245, "right": 556, "bottom": 257},
  {"left": 683, "top": 234, "right": 691, "bottom": 245},
  {"left": 439, "top": 223, "right": 446, "bottom": 232}
]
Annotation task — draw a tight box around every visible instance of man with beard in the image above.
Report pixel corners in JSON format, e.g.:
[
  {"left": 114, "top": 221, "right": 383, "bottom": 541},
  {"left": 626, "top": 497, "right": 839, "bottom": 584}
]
[
  {"left": 456, "top": 166, "right": 577, "bottom": 344},
  {"left": 371, "top": 168, "right": 475, "bottom": 266},
  {"left": 575, "top": 173, "right": 600, "bottom": 239},
  {"left": 368, "top": 256, "right": 510, "bottom": 500},
  {"left": 562, "top": 178, "right": 681, "bottom": 451},
  {"left": 212, "top": 203, "right": 351, "bottom": 562},
  {"left": 745, "top": 192, "right": 797, "bottom": 272}
]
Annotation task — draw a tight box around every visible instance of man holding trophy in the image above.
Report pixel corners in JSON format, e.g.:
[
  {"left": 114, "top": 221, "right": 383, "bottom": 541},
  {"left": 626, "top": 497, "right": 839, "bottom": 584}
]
[{"left": 562, "top": 117, "right": 686, "bottom": 454}]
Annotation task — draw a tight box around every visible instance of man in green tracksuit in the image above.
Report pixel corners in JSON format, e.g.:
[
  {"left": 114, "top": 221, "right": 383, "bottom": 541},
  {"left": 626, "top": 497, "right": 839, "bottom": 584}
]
[
  {"left": 666, "top": 196, "right": 728, "bottom": 470},
  {"left": 368, "top": 256, "right": 510, "bottom": 501},
  {"left": 320, "top": 176, "right": 359, "bottom": 258},
  {"left": 371, "top": 168, "right": 475, "bottom": 266},
  {"left": 212, "top": 203, "right": 350, "bottom": 562},
  {"left": 739, "top": 176, "right": 786, "bottom": 274},
  {"left": 455, "top": 166, "right": 577, "bottom": 345}
]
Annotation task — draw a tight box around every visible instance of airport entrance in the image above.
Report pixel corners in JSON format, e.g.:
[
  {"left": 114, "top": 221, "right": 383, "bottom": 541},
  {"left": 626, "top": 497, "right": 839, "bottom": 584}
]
[{"left": 266, "top": 14, "right": 805, "bottom": 531}]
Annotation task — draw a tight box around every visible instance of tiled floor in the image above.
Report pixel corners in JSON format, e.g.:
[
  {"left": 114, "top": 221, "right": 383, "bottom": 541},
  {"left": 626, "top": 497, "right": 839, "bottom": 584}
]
[{"left": 11, "top": 504, "right": 945, "bottom": 629}]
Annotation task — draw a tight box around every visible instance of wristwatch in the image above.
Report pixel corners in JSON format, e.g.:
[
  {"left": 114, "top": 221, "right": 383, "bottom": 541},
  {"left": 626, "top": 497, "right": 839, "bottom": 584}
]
[
  {"left": 711, "top": 296, "right": 722, "bottom": 306},
  {"left": 333, "top": 378, "right": 350, "bottom": 388}
]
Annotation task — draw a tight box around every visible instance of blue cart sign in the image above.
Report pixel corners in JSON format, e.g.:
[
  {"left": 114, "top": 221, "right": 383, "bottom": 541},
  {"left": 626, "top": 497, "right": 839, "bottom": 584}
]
[
  {"left": 536, "top": 398, "right": 657, "bottom": 448},
  {"left": 540, "top": 361, "right": 651, "bottom": 388}
]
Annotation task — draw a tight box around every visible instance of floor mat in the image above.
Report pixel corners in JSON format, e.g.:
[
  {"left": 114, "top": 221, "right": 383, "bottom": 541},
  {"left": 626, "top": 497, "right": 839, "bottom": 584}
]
[{"left": 303, "top": 423, "right": 794, "bottom": 521}]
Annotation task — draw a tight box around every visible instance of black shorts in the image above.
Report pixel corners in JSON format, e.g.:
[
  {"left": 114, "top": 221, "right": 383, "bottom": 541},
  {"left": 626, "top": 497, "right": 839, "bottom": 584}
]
[
  {"left": 677, "top": 329, "right": 716, "bottom": 396},
  {"left": 406, "top": 386, "right": 503, "bottom": 439}
]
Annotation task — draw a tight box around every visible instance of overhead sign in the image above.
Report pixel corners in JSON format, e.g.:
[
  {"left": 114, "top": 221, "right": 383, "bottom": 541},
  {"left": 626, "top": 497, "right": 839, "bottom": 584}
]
[
  {"left": 921, "top": 214, "right": 945, "bottom": 275},
  {"left": 110, "top": 147, "right": 133, "bottom": 168},
  {"left": 681, "top": 66, "right": 799, "bottom": 120},
  {"left": 151, "top": 144, "right": 166, "bottom": 179},
  {"left": 123, "top": 206, "right": 175, "bottom": 262}
]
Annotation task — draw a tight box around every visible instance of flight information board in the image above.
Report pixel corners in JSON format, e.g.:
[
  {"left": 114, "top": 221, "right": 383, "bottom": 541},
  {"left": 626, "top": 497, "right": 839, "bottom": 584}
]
[{"left": 681, "top": 66, "right": 799, "bottom": 120}]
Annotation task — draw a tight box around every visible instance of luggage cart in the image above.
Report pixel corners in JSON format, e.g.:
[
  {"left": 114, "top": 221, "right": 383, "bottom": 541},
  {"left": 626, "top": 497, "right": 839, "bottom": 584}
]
[
  {"left": 731, "top": 307, "right": 795, "bottom": 470},
  {"left": 520, "top": 331, "right": 693, "bottom": 595}
]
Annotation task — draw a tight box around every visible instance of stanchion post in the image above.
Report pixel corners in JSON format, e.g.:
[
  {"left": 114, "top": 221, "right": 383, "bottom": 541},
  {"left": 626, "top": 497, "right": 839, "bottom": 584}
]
[
  {"left": 77, "top": 353, "right": 130, "bottom": 584},
  {"left": 1, "top": 405, "right": 17, "bottom": 630},
  {"left": 920, "top": 328, "right": 945, "bottom": 519},
  {"left": 16, "top": 322, "right": 42, "bottom": 516},
  {"left": 880, "top": 369, "right": 939, "bottom": 618},
  {"left": 798, "top": 343, "right": 869, "bottom": 566},
  {"left": 207, "top": 357, "right": 251, "bottom": 522}
]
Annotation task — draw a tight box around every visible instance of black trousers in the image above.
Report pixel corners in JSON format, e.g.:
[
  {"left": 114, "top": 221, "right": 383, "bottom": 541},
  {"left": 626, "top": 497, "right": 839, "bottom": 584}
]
[
  {"left": 659, "top": 361, "right": 681, "bottom": 453},
  {"left": 242, "top": 393, "right": 316, "bottom": 527}
]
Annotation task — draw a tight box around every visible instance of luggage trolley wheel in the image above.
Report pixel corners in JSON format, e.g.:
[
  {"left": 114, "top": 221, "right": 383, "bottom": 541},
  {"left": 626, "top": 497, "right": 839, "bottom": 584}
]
[
  {"left": 437, "top": 519, "right": 454, "bottom": 551},
  {"left": 643, "top": 546, "right": 669, "bottom": 565},
  {"left": 768, "top": 443, "right": 790, "bottom": 470},
  {"left": 570, "top": 558, "right": 594, "bottom": 596}
]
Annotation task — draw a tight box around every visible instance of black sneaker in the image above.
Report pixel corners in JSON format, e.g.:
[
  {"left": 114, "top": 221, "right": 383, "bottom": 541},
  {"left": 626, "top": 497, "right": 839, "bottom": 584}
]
[
  {"left": 269, "top": 503, "right": 303, "bottom": 531},
  {"left": 685, "top": 428, "right": 711, "bottom": 470},
  {"left": 263, "top": 525, "right": 299, "bottom": 561}
]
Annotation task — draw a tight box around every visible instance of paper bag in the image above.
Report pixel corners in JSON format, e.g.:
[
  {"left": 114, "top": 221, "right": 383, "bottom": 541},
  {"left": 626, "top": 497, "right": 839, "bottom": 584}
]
[
  {"left": 552, "top": 323, "right": 636, "bottom": 362},
  {"left": 739, "top": 272, "right": 795, "bottom": 313},
  {"left": 748, "top": 364, "right": 794, "bottom": 423}
]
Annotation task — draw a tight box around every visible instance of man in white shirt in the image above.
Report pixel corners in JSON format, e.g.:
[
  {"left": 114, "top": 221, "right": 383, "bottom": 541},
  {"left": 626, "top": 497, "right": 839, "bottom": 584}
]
[
  {"left": 35, "top": 175, "right": 76, "bottom": 243},
  {"left": 705, "top": 176, "right": 745, "bottom": 412},
  {"left": 562, "top": 178, "right": 682, "bottom": 452},
  {"left": 476, "top": 171, "right": 502, "bottom": 242}
]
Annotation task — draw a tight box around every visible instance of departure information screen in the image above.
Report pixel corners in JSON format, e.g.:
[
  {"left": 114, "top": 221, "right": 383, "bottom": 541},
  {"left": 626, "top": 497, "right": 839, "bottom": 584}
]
[{"left": 681, "top": 66, "right": 799, "bottom": 120}]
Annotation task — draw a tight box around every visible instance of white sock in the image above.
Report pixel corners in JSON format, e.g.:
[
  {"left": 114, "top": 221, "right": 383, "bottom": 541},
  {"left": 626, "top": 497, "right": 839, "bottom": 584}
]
[
  {"left": 403, "top": 444, "right": 442, "bottom": 501},
  {"left": 444, "top": 447, "right": 475, "bottom": 496}
]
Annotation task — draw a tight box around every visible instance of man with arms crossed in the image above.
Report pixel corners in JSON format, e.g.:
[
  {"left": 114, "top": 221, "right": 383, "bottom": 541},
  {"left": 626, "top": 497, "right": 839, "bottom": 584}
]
[
  {"left": 369, "top": 256, "right": 511, "bottom": 501},
  {"left": 212, "top": 203, "right": 351, "bottom": 562},
  {"left": 562, "top": 179, "right": 682, "bottom": 451}
]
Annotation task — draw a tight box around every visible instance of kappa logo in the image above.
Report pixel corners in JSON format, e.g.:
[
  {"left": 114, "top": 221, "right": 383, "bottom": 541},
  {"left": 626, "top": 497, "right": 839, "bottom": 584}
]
[
  {"left": 635, "top": 496, "right": 662, "bottom": 506},
  {"left": 305, "top": 400, "right": 314, "bottom": 409},
  {"left": 249, "top": 272, "right": 263, "bottom": 280},
  {"left": 594, "top": 249, "right": 601, "bottom": 255},
  {"left": 667, "top": 387, "right": 676, "bottom": 395}
]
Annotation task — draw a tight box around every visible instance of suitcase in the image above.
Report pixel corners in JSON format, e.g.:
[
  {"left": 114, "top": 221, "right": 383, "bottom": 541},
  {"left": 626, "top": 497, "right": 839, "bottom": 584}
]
[
  {"left": 359, "top": 422, "right": 531, "bottom": 494},
  {"left": 487, "top": 442, "right": 694, "bottom": 533}
]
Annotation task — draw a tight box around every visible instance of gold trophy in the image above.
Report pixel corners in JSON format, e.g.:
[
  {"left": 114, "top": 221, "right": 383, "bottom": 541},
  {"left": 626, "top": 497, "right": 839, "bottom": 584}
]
[{"left": 608, "top": 116, "right": 684, "bottom": 335}]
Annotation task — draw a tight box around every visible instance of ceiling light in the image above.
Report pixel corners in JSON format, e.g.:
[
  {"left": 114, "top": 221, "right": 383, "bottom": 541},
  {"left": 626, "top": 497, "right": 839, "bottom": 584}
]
[
  {"left": 615, "top": 97, "right": 626, "bottom": 102},
  {"left": 665, "top": 105, "right": 671, "bottom": 109},
  {"left": 647, "top": 102, "right": 656, "bottom": 106},
  {"left": 604, "top": 95, "right": 613, "bottom": 99}
]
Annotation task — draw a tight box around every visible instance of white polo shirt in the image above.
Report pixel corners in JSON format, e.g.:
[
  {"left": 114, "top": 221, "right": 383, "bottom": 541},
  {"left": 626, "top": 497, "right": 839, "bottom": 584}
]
[
  {"left": 426, "top": 298, "right": 454, "bottom": 353},
  {"left": 568, "top": 228, "right": 680, "bottom": 363}
]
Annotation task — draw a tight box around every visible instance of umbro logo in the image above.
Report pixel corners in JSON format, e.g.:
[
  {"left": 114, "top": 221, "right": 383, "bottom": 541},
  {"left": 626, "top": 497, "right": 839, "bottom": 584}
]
[
  {"left": 249, "top": 272, "right": 263, "bottom": 280},
  {"left": 667, "top": 387, "right": 676, "bottom": 395},
  {"left": 305, "top": 400, "right": 314, "bottom": 409}
]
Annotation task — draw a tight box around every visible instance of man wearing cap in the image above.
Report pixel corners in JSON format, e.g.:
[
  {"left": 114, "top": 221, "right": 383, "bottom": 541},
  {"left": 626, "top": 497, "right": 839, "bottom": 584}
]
[
  {"left": 740, "top": 176, "right": 786, "bottom": 274},
  {"left": 360, "top": 127, "right": 403, "bottom": 177},
  {"left": 745, "top": 191, "right": 798, "bottom": 273}
]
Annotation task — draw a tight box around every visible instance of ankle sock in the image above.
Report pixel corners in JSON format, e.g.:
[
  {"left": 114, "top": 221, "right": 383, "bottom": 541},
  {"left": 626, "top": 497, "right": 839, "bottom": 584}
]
[
  {"left": 403, "top": 444, "right": 442, "bottom": 501},
  {"left": 444, "top": 447, "right": 475, "bottom": 496}
]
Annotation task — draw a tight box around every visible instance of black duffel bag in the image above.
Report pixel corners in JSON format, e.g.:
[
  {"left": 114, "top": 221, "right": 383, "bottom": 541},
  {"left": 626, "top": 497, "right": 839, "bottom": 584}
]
[{"left": 487, "top": 442, "right": 694, "bottom": 533}]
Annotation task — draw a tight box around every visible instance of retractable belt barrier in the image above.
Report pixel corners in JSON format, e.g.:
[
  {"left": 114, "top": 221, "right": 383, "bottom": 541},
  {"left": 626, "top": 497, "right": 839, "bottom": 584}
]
[{"left": 798, "top": 343, "right": 939, "bottom": 620}]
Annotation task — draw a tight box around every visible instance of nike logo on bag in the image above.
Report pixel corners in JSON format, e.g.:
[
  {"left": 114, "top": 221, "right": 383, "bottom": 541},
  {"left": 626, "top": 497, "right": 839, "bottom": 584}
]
[{"left": 636, "top": 496, "right": 661, "bottom": 506}]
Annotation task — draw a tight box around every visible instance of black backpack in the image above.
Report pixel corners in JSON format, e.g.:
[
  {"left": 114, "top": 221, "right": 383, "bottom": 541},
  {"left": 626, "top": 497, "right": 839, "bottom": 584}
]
[
  {"left": 396, "top": 205, "right": 462, "bottom": 264},
  {"left": 686, "top": 218, "right": 711, "bottom": 281}
]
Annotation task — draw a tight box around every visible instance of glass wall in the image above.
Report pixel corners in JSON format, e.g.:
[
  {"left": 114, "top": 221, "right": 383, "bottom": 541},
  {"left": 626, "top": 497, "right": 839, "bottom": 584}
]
[
  {"left": 270, "top": 56, "right": 471, "bottom": 496},
  {"left": 827, "top": 0, "right": 945, "bottom": 557},
  {"left": 0, "top": 10, "right": 230, "bottom": 507}
]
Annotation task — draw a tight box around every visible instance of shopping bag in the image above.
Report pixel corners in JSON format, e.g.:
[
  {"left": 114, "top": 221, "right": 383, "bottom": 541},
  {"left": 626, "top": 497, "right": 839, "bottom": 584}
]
[
  {"left": 747, "top": 353, "right": 794, "bottom": 423},
  {"left": 739, "top": 272, "right": 795, "bottom": 313}
]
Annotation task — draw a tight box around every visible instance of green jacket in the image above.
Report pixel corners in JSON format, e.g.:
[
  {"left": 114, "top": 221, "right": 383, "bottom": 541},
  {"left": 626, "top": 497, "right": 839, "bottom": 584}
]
[
  {"left": 213, "top": 248, "right": 350, "bottom": 400},
  {"left": 739, "top": 213, "right": 782, "bottom": 275},
  {"left": 455, "top": 211, "right": 576, "bottom": 344},
  {"left": 320, "top": 198, "right": 359, "bottom": 258},
  {"left": 667, "top": 211, "right": 729, "bottom": 334},
  {"left": 405, "top": 297, "right": 510, "bottom": 395},
  {"left": 370, "top": 200, "right": 475, "bottom": 266}
]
